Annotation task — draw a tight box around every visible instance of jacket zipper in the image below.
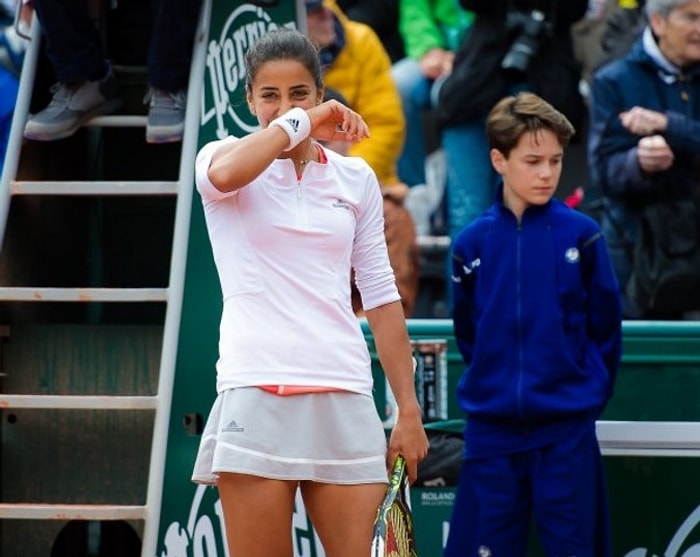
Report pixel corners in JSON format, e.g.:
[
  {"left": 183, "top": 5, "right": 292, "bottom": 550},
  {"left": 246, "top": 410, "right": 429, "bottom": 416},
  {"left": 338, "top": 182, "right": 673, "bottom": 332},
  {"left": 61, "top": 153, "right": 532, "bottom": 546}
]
[
  {"left": 296, "top": 173, "right": 303, "bottom": 227},
  {"left": 516, "top": 222, "right": 525, "bottom": 421}
]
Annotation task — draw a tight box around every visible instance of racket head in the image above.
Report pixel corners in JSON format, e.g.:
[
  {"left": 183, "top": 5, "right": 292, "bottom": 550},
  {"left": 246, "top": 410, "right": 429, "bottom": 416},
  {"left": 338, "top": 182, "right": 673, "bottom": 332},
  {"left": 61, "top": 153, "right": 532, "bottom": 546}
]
[{"left": 371, "top": 455, "right": 418, "bottom": 556}]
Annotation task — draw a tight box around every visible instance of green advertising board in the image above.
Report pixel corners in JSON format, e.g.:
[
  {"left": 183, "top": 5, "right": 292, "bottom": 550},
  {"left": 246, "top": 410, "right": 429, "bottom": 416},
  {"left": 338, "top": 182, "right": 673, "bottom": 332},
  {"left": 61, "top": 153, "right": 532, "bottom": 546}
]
[{"left": 155, "top": 1, "right": 700, "bottom": 555}]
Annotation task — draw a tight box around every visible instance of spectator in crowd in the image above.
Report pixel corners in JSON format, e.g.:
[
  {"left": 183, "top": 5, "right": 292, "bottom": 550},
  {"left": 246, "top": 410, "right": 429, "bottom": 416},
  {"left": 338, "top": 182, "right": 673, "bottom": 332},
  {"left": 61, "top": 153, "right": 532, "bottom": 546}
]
[
  {"left": 392, "top": 0, "right": 472, "bottom": 190},
  {"left": 306, "top": 0, "right": 420, "bottom": 317},
  {"left": 336, "top": 0, "right": 405, "bottom": 63},
  {"left": 23, "top": 0, "right": 201, "bottom": 144},
  {"left": 572, "top": 0, "right": 647, "bottom": 99},
  {"left": 447, "top": 91, "right": 622, "bottom": 557},
  {"left": 597, "top": 0, "right": 647, "bottom": 70},
  {"left": 391, "top": 0, "right": 473, "bottom": 236},
  {"left": 306, "top": 0, "right": 405, "bottom": 193},
  {"left": 571, "top": 0, "right": 619, "bottom": 94},
  {"left": 435, "top": 0, "right": 588, "bottom": 240},
  {"left": 588, "top": 0, "right": 700, "bottom": 318}
]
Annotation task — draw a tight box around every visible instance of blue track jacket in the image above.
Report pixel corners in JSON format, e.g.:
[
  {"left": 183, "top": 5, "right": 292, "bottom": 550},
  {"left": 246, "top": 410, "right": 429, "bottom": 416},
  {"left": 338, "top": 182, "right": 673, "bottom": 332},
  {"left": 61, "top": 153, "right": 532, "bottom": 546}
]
[{"left": 450, "top": 194, "right": 622, "bottom": 458}]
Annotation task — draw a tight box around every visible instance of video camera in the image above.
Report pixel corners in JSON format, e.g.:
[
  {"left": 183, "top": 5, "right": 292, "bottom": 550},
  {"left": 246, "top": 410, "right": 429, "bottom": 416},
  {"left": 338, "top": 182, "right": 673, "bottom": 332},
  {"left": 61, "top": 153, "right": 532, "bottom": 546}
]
[{"left": 501, "top": 9, "right": 553, "bottom": 75}]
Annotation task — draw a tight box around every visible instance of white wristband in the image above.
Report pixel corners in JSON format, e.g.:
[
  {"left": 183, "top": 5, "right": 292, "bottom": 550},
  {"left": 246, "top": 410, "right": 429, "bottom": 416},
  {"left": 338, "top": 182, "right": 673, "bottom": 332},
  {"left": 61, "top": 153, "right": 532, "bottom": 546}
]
[{"left": 269, "top": 107, "right": 311, "bottom": 151}]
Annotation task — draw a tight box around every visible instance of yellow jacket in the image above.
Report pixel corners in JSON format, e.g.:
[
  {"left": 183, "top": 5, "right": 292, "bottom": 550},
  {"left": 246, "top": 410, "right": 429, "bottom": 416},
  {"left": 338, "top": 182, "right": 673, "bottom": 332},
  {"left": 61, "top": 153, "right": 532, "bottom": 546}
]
[{"left": 322, "top": 0, "right": 405, "bottom": 187}]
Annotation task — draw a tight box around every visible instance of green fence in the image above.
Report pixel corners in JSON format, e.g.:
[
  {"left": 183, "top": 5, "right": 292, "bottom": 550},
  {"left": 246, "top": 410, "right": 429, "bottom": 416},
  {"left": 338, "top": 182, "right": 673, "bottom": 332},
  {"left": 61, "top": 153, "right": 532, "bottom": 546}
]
[
  {"left": 365, "top": 319, "right": 700, "bottom": 423},
  {"left": 366, "top": 319, "right": 700, "bottom": 557}
]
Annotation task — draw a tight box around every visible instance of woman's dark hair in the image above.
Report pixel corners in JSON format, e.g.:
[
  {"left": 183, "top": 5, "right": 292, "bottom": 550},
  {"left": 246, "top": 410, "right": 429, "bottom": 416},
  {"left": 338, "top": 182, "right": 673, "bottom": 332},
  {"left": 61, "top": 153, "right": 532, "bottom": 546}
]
[{"left": 245, "top": 28, "right": 323, "bottom": 92}]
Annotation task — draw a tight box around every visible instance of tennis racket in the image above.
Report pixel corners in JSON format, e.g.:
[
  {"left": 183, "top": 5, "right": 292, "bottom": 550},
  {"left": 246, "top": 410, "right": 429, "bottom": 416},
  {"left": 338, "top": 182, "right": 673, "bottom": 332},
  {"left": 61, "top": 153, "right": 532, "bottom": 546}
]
[{"left": 371, "top": 454, "right": 418, "bottom": 557}]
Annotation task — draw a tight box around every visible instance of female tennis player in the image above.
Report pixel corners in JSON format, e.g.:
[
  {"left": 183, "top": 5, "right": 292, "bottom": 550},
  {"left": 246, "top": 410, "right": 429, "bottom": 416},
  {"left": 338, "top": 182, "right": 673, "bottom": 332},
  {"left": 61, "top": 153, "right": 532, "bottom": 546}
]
[{"left": 191, "top": 27, "right": 429, "bottom": 557}]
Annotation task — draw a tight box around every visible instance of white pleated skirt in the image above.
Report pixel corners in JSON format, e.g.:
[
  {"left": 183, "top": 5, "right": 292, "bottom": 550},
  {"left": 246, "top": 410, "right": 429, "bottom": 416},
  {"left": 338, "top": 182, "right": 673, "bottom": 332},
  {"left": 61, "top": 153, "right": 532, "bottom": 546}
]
[{"left": 192, "top": 387, "right": 389, "bottom": 485}]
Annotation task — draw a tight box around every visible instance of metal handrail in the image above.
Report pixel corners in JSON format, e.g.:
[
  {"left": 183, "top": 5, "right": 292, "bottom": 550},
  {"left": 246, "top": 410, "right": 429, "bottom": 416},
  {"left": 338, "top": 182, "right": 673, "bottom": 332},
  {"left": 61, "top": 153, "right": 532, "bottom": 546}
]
[
  {"left": 140, "top": 1, "right": 210, "bottom": 556},
  {"left": 0, "top": 10, "right": 40, "bottom": 250}
]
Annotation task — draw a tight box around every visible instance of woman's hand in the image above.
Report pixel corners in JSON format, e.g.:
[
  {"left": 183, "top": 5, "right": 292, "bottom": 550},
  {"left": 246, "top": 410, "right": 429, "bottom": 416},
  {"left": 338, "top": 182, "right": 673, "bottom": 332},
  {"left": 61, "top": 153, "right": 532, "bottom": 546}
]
[
  {"left": 307, "top": 99, "right": 370, "bottom": 144},
  {"left": 387, "top": 403, "right": 429, "bottom": 484}
]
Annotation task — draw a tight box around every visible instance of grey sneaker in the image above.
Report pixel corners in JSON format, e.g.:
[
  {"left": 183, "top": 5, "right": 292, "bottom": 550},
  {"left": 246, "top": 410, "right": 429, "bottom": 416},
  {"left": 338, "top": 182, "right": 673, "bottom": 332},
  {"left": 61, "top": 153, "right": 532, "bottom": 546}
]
[
  {"left": 24, "top": 67, "right": 123, "bottom": 141},
  {"left": 145, "top": 87, "right": 186, "bottom": 144}
]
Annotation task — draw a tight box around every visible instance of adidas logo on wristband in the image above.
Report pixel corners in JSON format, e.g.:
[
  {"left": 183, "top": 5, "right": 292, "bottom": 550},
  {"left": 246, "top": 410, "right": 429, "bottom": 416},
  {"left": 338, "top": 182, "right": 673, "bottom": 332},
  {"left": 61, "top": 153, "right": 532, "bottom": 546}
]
[{"left": 286, "top": 118, "right": 300, "bottom": 133}]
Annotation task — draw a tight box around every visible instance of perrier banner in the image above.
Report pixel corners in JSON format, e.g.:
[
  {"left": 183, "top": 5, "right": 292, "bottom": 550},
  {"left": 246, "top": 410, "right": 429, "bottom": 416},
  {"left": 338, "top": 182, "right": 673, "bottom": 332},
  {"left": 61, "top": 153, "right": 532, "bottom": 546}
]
[{"left": 199, "top": 2, "right": 301, "bottom": 141}]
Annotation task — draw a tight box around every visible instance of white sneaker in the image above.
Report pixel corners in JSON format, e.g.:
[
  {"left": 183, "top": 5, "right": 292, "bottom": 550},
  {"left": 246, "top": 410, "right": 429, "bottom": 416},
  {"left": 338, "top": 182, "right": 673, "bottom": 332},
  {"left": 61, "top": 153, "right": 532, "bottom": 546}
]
[{"left": 24, "top": 67, "right": 122, "bottom": 141}]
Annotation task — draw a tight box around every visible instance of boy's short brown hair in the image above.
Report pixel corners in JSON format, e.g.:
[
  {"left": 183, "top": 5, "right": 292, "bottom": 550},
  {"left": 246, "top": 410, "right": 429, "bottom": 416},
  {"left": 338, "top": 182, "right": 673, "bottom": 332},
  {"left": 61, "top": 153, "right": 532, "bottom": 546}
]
[{"left": 486, "top": 92, "right": 575, "bottom": 158}]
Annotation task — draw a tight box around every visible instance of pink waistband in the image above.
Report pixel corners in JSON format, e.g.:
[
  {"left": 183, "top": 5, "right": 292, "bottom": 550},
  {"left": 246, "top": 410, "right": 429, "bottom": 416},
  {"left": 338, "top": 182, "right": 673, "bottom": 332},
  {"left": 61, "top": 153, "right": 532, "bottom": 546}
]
[{"left": 257, "top": 385, "right": 343, "bottom": 396}]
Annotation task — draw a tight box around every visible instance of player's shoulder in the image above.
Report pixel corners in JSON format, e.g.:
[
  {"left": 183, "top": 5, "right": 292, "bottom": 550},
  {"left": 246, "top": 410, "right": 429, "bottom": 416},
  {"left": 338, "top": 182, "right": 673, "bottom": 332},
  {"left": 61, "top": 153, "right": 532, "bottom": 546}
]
[{"left": 196, "top": 135, "right": 236, "bottom": 163}]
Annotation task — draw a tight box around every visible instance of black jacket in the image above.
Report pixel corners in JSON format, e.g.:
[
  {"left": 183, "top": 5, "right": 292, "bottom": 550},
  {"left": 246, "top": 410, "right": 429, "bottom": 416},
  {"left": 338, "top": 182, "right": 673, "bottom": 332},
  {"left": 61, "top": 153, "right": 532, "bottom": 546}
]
[{"left": 436, "top": 0, "right": 587, "bottom": 130}]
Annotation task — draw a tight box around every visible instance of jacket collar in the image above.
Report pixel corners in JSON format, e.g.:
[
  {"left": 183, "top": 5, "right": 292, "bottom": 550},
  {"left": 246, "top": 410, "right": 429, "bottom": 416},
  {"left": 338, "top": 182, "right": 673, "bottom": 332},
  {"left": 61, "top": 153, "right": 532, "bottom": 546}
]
[
  {"left": 494, "top": 181, "right": 553, "bottom": 222},
  {"left": 634, "top": 26, "right": 700, "bottom": 82}
]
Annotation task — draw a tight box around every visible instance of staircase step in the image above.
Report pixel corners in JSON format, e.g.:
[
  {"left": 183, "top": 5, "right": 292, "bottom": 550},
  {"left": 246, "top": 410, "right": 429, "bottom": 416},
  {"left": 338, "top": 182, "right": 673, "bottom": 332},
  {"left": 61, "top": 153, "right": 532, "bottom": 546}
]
[
  {"left": 86, "top": 115, "right": 148, "bottom": 128},
  {"left": 0, "top": 287, "right": 168, "bottom": 302},
  {"left": 11, "top": 180, "right": 178, "bottom": 196},
  {"left": 0, "top": 394, "right": 158, "bottom": 410},
  {"left": 0, "top": 503, "right": 147, "bottom": 520}
]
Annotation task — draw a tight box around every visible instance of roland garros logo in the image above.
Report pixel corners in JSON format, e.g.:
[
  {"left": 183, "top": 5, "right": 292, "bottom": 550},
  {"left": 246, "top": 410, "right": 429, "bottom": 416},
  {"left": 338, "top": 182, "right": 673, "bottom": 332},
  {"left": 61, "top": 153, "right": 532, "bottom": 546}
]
[{"left": 203, "top": 5, "right": 296, "bottom": 139}]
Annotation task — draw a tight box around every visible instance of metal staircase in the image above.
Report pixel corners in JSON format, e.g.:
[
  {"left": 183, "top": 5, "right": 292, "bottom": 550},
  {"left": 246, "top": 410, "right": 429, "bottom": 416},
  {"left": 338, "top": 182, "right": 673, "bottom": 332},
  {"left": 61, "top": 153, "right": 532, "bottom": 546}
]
[{"left": 0, "top": 1, "right": 210, "bottom": 555}]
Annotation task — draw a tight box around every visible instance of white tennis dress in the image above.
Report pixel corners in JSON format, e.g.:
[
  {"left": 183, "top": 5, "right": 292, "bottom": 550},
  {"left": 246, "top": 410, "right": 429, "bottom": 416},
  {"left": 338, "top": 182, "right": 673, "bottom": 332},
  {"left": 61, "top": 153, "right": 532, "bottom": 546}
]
[{"left": 192, "top": 137, "right": 398, "bottom": 483}]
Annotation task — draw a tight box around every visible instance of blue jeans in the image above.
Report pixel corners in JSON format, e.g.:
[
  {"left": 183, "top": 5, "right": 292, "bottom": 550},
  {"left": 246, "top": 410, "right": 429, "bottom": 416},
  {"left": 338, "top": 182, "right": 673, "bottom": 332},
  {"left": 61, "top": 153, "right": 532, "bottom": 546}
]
[
  {"left": 440, "top": 118, "right": 498, "bottom": 309},
  {"left": 32, "top": 0, "right": 201, "bottom": 90},
  {"left": 441, "top": 118, "right": 497, "bottom": 240},
  {"left": 391, "top": 57, "right": 442, "bottom": 187},
  {"left": 441, "top": 80, "right": 536, "bottom": 239}
]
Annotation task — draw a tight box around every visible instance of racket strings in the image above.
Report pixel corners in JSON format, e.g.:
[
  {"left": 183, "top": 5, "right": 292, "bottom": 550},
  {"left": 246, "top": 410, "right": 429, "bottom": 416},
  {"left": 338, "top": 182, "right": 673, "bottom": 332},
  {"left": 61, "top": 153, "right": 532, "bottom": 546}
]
[{"left": 386, "top": 504, "right": 412, "bottom": 556}]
